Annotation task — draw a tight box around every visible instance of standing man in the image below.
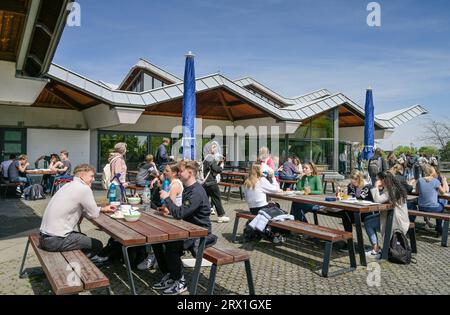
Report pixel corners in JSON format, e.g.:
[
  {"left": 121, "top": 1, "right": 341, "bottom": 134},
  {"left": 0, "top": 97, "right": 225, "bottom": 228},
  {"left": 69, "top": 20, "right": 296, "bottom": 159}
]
[
  {"left": 156, "top": 138, "right": 170, "bottom": 172},
  {"left": 339, "top": 149, "right": 348, "bottom": 175},
  {"left": 39, "top": 164, "right": 115, "bottom": 261},
  {"left": 1, "top": 154, "right": 16, "bottom": 179},
  {"left": 153, "top": 160, "right": 215, "bottom": 295},
  {"left": 368, "top": 148, "right": 388, "bottom": 186}
]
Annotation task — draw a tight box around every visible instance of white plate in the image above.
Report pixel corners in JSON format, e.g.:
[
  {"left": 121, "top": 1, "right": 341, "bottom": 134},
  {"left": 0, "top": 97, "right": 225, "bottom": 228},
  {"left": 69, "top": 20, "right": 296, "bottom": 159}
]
[{"left": 110, "top": 212, "right": 124, "bottom": 219}]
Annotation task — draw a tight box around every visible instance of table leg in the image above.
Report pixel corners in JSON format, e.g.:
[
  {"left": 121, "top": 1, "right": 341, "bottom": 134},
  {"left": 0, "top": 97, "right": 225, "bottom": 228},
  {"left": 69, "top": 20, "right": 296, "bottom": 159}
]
[
  {"left": 122, "top": 246, "right": 137, "bottom": 295},
  {"left": 381, "top": 209, "right": 394, "bottom": 260},
  {"left": 189, "top": 237, "right": 206, "bottom": 295},
  {"left": 353, "top": 212, "right": 367, "bottom": 266}
]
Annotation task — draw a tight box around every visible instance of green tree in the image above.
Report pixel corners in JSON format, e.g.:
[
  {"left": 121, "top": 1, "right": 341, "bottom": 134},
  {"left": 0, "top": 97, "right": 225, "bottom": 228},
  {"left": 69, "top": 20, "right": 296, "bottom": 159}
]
[
  {"left": 418, "top": 146, "right": 439, "bottom": 156},
  {"left": 440, "top": 141, "right": 450, "bottom": 161},
  {"left": 394, "top": 145, "right": 416, "bottom": 156}
]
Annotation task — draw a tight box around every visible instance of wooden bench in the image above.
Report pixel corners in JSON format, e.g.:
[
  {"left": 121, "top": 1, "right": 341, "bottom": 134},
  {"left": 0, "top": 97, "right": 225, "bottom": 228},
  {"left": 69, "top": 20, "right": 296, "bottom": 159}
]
[
  {"left": 231, "top": 210, "right": 356, "bottom": 277},
  {"left": 279, "top": 179, "right": 297, "bottom": 191},
  {"left": 218, "top": 182, "right": 243, "bottom": 201},
  {"left": 409, "top": 210, "right": 450, "bottom": 247},
  {"left": 19, "top": 234, "right": 110, "bottom": 295},
  {"left": 0, "top": 179, "right": 21, "bottom": 199},
  {"left": 127, "top": 184, "right": 144, "bottom": 195},
  {"left": 203, "top": 246, "right": 255, "bottom": 295}
]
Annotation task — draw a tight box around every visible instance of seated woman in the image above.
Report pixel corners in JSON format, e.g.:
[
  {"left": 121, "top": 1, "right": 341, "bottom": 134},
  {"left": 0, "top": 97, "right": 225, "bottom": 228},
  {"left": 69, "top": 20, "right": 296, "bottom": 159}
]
[
  {"left": 136, "top": 154, "right": 159, "bottom": 187},
  {"left": 415, "top": 164, "right": 448, "bottom": 236},
  {"left": 137, "top": 162, "right": 183, "bottom": 271},
  {"left": 279, "top": 157, "right": 301, "bottom": 190},
  {"left": 364, "top": 172, "right": 410, "bottom": 258},
  {"left": 45, "top": 154, "right": 63, "bottom": 193},
  {"left": 244, "top": 163, "right": 284, "bottom": 243},
  {"left": 389, "top": 163, "right": 416, "bottom": 210},
  {"left": 290, "top": 161, "right": 323, "bottom": 222}
]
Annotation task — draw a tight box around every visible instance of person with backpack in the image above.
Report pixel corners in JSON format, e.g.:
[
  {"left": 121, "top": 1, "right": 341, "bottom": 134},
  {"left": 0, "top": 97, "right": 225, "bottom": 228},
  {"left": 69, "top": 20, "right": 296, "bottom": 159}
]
[
  {"left": 154, "top": 160, "right": 216, "bottom": 295},
  {"left": 364, "top": 172, "right": 410, "bottom": 258},
  {"left": 368, "top": 148, "right": 388, "bottom": 186},
  {"left": 203, "top": 143, "right": 229, "bottom": 223},
  {"left": 108, "top": 142, "right": 128, "bottom": 201}
]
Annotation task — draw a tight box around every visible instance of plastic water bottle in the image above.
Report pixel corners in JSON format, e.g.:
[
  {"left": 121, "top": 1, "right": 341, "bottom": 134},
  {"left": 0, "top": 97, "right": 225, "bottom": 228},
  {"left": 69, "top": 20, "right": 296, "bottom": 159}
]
[
  {"left": 161, "top": 177, "right": 170, "bottom": 205},
  {"left": 108, "top": 183, "right": 117, "bottom": 203},
  {"left": 142, "top": 181, "right": 151, "bottom": 205},
  {"left": 304, "top": 177, "right": 310, "bottom": 195}
]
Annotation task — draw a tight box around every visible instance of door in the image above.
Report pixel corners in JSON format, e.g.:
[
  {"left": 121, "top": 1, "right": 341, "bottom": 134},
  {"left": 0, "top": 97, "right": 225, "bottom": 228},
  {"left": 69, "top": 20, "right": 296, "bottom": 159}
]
[{"left": 0, "top": 129, "right": 26, "bottom": 162}]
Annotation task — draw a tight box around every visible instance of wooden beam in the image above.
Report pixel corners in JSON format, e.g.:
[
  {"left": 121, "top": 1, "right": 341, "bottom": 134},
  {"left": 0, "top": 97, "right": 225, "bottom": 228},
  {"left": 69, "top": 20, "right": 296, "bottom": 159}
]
[
  {"left": 46, "top": 86, "right": 85, "bottom": 111},
  {"left": 217, "top": 91, "right": 234, "bottom": 122},
  {"left": 0, "top": 1, "right": 27, "bottom": 15}
]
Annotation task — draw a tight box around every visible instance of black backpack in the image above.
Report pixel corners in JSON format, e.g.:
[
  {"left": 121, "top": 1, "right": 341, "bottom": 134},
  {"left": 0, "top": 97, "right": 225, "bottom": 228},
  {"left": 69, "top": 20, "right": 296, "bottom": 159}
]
[
  {"left": 388, "top": 230, "right": 412, "bottom": 264},
  {"left": 24, "top": 184, "right": 46, "bottom": 200}
]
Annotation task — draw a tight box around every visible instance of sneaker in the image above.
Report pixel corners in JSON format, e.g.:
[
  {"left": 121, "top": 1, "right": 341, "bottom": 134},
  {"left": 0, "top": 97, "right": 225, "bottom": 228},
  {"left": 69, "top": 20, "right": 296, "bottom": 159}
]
[
  {"left": 217, "top": 216, "right": 230, "bottom": 223},
  {"left": 90, "top": 255, "right": 109, "bottom": 264},
  {"left": 16, "top": 186, "right": 22, "bottom": 193},
  {"left": 365, "top": 249, "right": 380, "bottom": 257},
  {"left": 272, "top": 235, "right": 286, "bottom": 244},
  {"left": 152, "top": 273, "right": 173, "bottom": 290},
  {"left": 162, "top": 277, "right": 187, "bottom": 295},
  {"left": 137, "top": 254, "right": 157, "bottom": 271},
  {"left": 210, "top": 208, "right": 216, "bottom": 216}
]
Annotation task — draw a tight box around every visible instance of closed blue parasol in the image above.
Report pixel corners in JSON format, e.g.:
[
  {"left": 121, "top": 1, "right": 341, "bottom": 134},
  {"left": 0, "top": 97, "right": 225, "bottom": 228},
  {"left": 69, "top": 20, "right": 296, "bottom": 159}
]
[
  {"left": 182, "top": 51, "right": 196, "bottom": 160},
  {"left": 363, "top": 87, "right": 375, "bottom": 160}
]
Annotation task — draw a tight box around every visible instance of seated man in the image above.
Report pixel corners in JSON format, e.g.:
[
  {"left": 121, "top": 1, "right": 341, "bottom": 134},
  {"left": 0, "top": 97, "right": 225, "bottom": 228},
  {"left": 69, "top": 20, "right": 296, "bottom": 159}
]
[
  {"left": 39, "top": 164, "right": 115, "bottom": 262},
  {"left": 58, "top": 150, "right": 72, "bottom": 177},
  {"left": 7, "top": 154, "right": 30, "bottom": 193},
  {"left": 1, "top": 154, "right": 16, "bottom": 180},
  {"left": 136, "top": 154, "right": 159, "bottom": 187},
  {"left": 153, "top": 160, "right": 216, "bottom": 295}
]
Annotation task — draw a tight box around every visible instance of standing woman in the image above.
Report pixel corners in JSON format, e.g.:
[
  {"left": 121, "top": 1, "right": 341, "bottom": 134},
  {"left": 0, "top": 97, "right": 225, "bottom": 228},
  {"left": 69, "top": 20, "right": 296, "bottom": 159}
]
[
  {"left": 364, "top": 172, "right": 410, "bottom": 257},
  {"left": 259, "top": 147, "right": 276, "bottom": 172},
  {"left": 203, "top": 143, "right": 229, "bottom": 223},
  {"left": 109, "top": 142, "right": 128, "bottom": 202},
  {"left": 290, "top": 161, "right": 323, "bottom": 222},
  {"left": 387, "top": 152, "right": 397, "bottom": 169}
]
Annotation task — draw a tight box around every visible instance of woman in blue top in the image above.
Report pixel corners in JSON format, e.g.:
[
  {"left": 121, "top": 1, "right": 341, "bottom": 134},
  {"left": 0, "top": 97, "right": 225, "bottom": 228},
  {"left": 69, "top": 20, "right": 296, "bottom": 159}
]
[{"left": 416, "top": 164, "right": 448, "bottom": 236}]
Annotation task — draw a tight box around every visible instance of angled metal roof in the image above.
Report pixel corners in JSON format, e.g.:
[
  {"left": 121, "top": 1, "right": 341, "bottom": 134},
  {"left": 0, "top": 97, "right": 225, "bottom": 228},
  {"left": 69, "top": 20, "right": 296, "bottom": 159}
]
[
  {"left": 234, "top": 77, "right": 331, "bottom": 107},
  {"left": 117, "top": 58, "right": 182, "bottom": 90},
  {"left": 47, "top": 63, "right": 427, "bottom": 129}
]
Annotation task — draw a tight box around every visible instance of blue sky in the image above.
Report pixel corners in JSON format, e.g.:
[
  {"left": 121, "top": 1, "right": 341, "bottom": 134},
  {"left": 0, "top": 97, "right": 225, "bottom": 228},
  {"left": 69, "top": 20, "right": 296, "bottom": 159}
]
[{"left": 54, "top": 0, "right": 450, "bottom": 150}]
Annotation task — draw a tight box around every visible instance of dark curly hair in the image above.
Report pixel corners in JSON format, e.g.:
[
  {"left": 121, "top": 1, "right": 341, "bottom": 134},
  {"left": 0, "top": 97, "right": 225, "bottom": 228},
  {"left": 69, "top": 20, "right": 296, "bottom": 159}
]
[{"left": 377, "top": 172, "right": 407, "bottom": 207}]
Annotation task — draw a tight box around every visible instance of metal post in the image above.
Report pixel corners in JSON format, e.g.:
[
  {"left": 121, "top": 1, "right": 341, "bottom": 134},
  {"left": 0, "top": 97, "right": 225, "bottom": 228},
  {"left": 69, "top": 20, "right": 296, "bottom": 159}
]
[
  {"left": 381, "top": 209, "right": 394, "bottom": 260},
  {"left": 19, "top": 239, "right": 30, "bottom": 278},
  {"left": 189, "top": 237, "right": 206, "bottom": 295},
  {"left": 231, "top": 216, "right": 240, "bottom": 243},
  {"left": 353, "top": 212, "right": 367, "bottom": 266},
  {"left": 333, "top": 107, "right": 339, "bottom": 172},
  {"left": 121, "top": 246, "right": 137, "bottom": 295},
  {"left": 244, "top": 260, "right": 255, "bottom": 295},
  {"left": 207, "top": 264, "right": 217, "bottom": 295},
  {"left": 441, "top": 221, "right": 449, "bottom": 247},
  {"left": 322, "top": 242, "right": 333, "bottom": 277},
  {"left": 347, "top": 239, "right": 357, "bottom": 268}
]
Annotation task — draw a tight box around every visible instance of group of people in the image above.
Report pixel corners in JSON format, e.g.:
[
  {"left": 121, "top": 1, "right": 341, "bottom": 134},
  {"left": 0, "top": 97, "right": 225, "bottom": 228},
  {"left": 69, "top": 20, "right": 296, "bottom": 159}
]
[{"left": 0, "top": 150, "right": 72, "bottom": 195}]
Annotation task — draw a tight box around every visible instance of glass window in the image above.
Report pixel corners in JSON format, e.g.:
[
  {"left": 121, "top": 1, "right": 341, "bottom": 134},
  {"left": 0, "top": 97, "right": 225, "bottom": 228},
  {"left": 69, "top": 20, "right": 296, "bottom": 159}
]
[
  {"left": 311, "top": 140, "right": 334, "bottom": 169},
  {"left": 153, "top": 79, "right": 163, "bottom": 89},
  {"left": 4, "top": 131, "right": 22, "bottom": 141},
  {"left": 311, "top": 111, "right": 334, "bottom": 139},
  {"left": 288, "top": 140, "right": 311, "bottom": 162},
  {"left": 144, "top": 73, "right": 153, "bottom": 91}
]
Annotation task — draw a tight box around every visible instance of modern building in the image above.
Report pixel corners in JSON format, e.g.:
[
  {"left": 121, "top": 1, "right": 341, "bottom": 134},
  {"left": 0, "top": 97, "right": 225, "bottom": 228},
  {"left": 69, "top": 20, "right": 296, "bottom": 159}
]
[{"left": 0, "top": 1, "right": 428, "bottom": 172}]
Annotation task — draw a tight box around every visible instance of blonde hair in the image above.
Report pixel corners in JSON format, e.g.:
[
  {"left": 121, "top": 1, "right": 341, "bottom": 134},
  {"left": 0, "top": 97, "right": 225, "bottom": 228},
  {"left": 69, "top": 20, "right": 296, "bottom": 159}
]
[
  {"left": 244, "top": 164, "right": 262, "bottom": 190},
  {"left": 389, "top": 164, "right": 404, "bottom": 176},
  {"left": 74, "top": 164, "right": 95, "bottom": 175},
  {"left": 350, "top": 170, "right": 365, "bottom": 189},
  {"left": 114, "top": 142, "right": 127, "bottom": 155},
  {"left": 259, "top": 147, "right": 270, "bottom": 160},
  {"left": 18, "top": 154, "right": 28, "bottom": 161},
  {"left": 423, "top": 164, "right": 437, "bottom": 180}
]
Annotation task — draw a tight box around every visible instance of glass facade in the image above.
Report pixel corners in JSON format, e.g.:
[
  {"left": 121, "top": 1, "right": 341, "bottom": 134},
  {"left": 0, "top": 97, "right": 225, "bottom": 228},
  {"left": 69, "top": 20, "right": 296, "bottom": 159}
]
[{"left": 288, "top": 110, "right": 335, "bottom": 170}]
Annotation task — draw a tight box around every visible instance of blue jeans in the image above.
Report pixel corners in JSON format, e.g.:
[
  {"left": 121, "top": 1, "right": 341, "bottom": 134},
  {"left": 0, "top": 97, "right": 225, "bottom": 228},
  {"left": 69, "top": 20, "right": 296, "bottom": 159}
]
[
  {"left": 290, "top": 202, "right": 321, "bottom": 222},
  {"left": 11, "top": 176, "right": 29, "bottom": 184},
  {"left": 364, "top": 213, "right": 380, "bottom": 246}
]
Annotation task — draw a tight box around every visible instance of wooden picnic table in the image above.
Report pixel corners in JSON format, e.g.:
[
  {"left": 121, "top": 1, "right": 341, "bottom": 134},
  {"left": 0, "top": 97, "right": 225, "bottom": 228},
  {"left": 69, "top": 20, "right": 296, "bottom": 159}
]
[
  {"left": 221, "top": 171, "right": 248, "bottom": 178},
  {"left": 26, "top": 169, "right": 57, "bottom": 175},
  {"left": 267, "top": 192, "right": 396, "bottom": 266},
  {"left": 85, "top": 208, "right": 208, "bottom": 295}
]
